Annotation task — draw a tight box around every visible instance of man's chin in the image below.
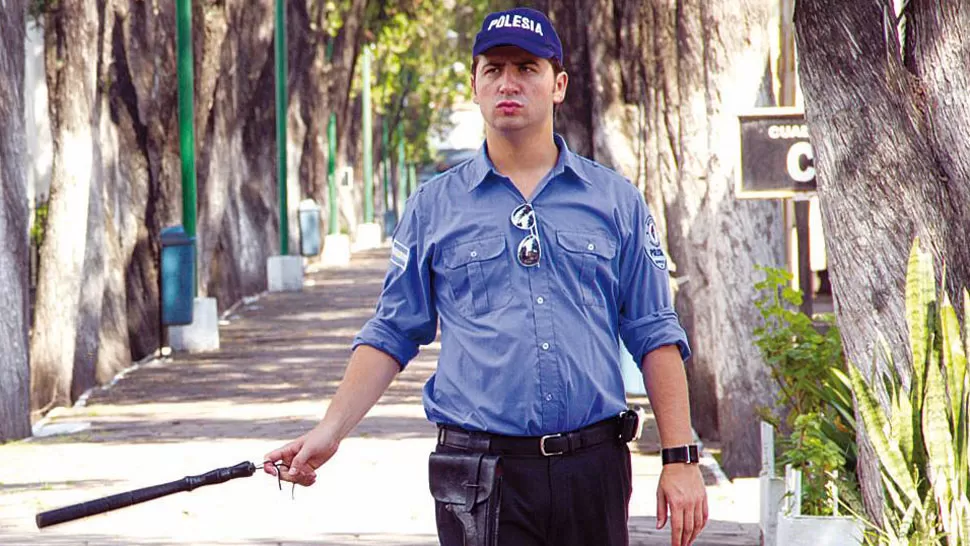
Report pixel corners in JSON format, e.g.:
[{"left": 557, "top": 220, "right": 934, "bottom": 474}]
[{"left": 489, "top": 118, "right": 532, "bottom": 133}]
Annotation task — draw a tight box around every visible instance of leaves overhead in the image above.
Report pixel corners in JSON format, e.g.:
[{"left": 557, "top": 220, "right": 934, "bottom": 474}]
[{"left": 359, "top": 0, "right": 506, "bottom": 163}]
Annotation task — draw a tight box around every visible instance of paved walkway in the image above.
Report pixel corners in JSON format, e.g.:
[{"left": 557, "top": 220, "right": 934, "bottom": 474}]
[{"left": 0, "top": 249, "right": 760, "bottom": 545}]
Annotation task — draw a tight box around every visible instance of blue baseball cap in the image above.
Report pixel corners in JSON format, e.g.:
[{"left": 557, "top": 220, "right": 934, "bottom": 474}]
[{"left": 472, "top": 8, "right": 563, "bottom": 63}]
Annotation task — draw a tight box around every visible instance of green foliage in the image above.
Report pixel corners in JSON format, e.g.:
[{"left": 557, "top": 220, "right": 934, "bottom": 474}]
[
  {"left": 782, "top": 412, "right": 849, "bottom": 515},
  {"left": 360, "top": 0, "right": 505, "bottom": 165},
  {"left": 754, "top": 265, "right": 860, "bottom": 515},
  {"left": 31, "top": 199, "right": 49, "bottom": 249},
  {"left": 850, "top": 238, "right": 970, "bottom": 546}
]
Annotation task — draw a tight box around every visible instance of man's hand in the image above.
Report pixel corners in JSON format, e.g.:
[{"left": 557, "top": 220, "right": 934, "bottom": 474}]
[
  {"left": 656, "top": 462, "right": 708, "bottom": 546},
  {"left": 263, "top": 425, "right": 339, "bottom": 487},
  {"left": 262, "top": 345, "right": 401, "bottom": 488}
]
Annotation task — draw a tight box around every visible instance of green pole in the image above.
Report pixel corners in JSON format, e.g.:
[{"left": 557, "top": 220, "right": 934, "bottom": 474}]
[
  {"left": 176, "top": 0, "right": 196, "bottom": 240},
  {"left": 396, "top": 125, "right": 407, "bottom": 213},
  {"left": 382, "top": 117, "right": 391, "bottom": 211},
  {"left": 327, "top": 113, "right": 338, "bottom": 235},
  {"left": 362, "top": 47, "right": 374, "bottom": 223},
  {"left": 275, "top": 0, "right": 289, "bottom": 254},
  {"left": 408, "top": 163, "right": 417, "bottom": 196}
]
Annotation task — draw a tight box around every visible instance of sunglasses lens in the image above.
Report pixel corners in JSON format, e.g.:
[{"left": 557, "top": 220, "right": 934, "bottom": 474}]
[
  {"left": 510, "top": 204, "right": 535, "bottom": 230},
  {"left": 517, "top": 235, "right": 541, "bottom": 267}
]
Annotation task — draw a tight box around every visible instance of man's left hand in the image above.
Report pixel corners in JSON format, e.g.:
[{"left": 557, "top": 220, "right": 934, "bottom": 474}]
[{"left": 656, "top": 462, "right": 708, "bottom": 546}]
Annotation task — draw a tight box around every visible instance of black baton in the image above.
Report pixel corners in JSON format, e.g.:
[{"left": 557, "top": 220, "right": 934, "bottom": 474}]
[{"left": 36, "top": 461, "right": 256, "bottom": 528}]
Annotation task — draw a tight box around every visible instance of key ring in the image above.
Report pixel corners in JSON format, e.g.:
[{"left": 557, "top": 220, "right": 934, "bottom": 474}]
[{"left": 263, "top": 460, "right": 297, "bottom": 500}]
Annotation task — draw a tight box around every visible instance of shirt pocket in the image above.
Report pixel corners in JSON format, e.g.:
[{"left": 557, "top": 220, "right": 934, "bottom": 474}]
[
  {"left": 442, "top": 236, "right": 513, "bottom": 316},
  {"left": 556, "top": 230, "right": 618, "bottom": 307}
]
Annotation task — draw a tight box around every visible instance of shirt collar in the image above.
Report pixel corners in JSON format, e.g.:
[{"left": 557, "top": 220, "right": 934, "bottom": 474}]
[{"left": 466, "top": 134, "right": 593, "bottom": 192}]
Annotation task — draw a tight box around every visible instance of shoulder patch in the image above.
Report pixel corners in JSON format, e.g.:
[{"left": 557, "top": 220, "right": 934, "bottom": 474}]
[
  {"left": 645, "top": 216, "right": 667, "bottom": 270},
  {"left": 390, "top": 239, "right": 410, "bottom": 270}
]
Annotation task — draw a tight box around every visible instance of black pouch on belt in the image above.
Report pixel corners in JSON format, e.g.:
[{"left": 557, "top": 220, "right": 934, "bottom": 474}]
[{"left": 428, "top": 452, "right": 503, "bottom": 546}]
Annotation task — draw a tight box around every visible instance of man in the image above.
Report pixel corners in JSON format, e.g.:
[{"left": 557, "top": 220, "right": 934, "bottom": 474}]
[{"left": 264, "top": 7, "right": 707, "bottom": 546}]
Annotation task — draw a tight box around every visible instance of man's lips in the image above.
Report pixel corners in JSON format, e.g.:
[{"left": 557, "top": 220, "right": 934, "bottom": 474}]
[{"left": 496, "top": 100, "right": 523, "bottom": 109}]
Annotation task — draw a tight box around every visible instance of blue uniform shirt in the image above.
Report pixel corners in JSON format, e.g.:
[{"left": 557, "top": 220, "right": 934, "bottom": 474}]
[{"left": 353, "top": 135, "right": 691, "bottom": 436}]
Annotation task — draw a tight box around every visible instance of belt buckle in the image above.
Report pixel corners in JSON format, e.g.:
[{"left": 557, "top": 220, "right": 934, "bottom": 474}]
[{"left": 540, "top": 433, "right": 564, "bottom": 456}]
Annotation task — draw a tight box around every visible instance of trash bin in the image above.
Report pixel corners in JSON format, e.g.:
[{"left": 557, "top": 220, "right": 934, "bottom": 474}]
[
  {"left": 298, "top": 199, "right": 322, "bottom": 257},
  {"left": 160, "top": 225, "right": 195, "bottom": 326},
  {"left": 383, "top": 210, "right": 398, "bottom": 238}
]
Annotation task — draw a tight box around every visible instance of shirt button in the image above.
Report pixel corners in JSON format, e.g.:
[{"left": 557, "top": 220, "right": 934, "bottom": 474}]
[
  {"left": 546, "top": 394, "right": 553, "bottom": 401},
  {"left": 536, "top": 296, "right": 545, "bottom": 305},
  {"left": 541, "top": 342, "right": 550, "bottom": 351},
  {"left": 587, "top": 243, "right": 595, "bottom": 251},
  {"left": 470, "top": 250, "right": 478, "bottom": 258}
]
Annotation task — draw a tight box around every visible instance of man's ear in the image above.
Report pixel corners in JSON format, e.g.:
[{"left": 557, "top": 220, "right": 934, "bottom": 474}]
[
  {"left": 471, "top": 75, "right": 479, "bottom": 104},
  {"left": 553, "top": 71, "right": 568, "bottom": 104}
]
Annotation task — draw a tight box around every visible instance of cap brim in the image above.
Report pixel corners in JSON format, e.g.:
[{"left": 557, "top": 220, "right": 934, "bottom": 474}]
[{"left": 473, "top": 37, "right": 556, "bottom": 60}]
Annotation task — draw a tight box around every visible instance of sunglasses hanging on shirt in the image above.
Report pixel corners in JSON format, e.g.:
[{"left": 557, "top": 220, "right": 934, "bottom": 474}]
[{"left": 510, "top": 203, "right": 541, "bottom": 267}]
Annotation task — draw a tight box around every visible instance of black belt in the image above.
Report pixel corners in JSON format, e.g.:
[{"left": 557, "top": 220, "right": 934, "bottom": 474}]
[{"left": 437, "top": 417, "right": 624, "bottom": 457}]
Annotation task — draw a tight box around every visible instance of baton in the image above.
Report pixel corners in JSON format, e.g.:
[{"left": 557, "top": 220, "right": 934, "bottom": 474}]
[{"left": 35, "top": 461, "right": 256, "bottom": 528}]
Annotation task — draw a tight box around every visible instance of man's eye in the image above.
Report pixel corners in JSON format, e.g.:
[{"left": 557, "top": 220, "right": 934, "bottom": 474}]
[{"left": 521, "top": 66, "right": 536, "bottom": 73}]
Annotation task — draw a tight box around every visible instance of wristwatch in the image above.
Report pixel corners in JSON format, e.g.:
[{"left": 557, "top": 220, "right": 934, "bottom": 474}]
[{"left": 661, "top": 444, "right": 700, "bottom": 465}]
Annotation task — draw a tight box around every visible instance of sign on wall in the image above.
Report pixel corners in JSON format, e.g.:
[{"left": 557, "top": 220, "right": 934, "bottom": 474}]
[{"left": 736, "top": 108, "right": 816, "bottom": 199}]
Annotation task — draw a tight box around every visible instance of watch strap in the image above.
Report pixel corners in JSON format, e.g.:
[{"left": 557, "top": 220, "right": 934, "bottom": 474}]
[{"left": 661, "top": 444, "right": 700, "bottom": 465}]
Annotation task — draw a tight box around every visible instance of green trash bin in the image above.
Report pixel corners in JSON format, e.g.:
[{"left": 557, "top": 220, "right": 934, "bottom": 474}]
[{"left": 160, "top": 226, "right": 195, "bottom": 326}]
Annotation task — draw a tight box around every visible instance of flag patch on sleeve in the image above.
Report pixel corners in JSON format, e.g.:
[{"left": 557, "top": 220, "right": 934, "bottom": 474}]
[{"left": 390, "top": 239, "right": 410, "bottom": 270}]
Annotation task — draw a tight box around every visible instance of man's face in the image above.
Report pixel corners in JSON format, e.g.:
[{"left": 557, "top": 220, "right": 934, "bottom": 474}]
[{"left": 471, "top": 46, "right": 568, "bottom": 134}]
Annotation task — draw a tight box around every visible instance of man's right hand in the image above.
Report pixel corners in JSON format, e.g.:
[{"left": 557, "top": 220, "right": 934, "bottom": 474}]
[{"left": 263, "top": 426, "right": 339, "bottom": 487}]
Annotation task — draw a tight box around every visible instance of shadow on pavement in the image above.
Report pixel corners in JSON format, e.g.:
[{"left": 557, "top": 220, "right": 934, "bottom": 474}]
[
  {"left": 27, "top": 415, "right": 437, "bottom": 444},
  {"left": 0, "top": 478, "right": 122, "bottom": 494}
]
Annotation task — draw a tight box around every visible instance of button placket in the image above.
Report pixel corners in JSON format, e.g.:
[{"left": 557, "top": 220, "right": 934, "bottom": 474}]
[{"left": 529, "top": 260, "right": 562, "bottom": 430}]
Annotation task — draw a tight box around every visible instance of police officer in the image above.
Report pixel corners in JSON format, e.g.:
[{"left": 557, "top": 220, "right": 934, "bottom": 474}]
[{"left": 264, "top": 7, "right": 707, "bottom": 546}]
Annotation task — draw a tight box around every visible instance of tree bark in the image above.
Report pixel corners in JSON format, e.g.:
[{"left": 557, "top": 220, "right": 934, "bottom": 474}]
[
  {"left": 30, "top": 0, "right": 100, "bottom": 414},
  {"left": 794, "top": 0, "right": 970, "bottom": 522},
  {"left": 0, "top": 0, "right": 32, "bottom": 442},
  {"left": 539, "top": 0, "right": 784, "bottom": 477}
]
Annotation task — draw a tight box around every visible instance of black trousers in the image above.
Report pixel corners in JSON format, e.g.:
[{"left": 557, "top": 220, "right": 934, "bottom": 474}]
[{"left": 433, "top": 440, "right": 632, "bottom": 546}]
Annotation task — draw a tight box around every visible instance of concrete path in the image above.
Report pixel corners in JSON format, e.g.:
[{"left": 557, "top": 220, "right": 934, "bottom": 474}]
[{"left": 0, "top": 249, "right": 760, "bottom": 545}]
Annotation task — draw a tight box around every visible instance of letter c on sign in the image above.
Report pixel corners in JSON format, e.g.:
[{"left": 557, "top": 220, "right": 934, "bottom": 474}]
[{"left": 786, "top": 141, "right": 815, "bottom": 183}]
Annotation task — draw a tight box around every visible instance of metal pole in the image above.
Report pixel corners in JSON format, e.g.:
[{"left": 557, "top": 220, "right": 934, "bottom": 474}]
[
  {"left": 176, "top": 0, "right": 196, "bottom": 239},
  {"left": 408, "top": 163, "right": 417, "bottom": 196},
  {"left": 362, "top": 46, "right": 374, "bottom": 223},
  {"left": 327, "top": 113, "right": 338, "bottom": 235},
  {"left": 396, "top": 124, "right": 407, "bottom": 213},
  {"left": 382, "top": 117, "right": 391, "bottom": 211},
  {"left": 275, "top": 0, "right": 289, "bottom": 254},
  {"left": 176, "top": 0, "right": 197, "bottom": 299}
]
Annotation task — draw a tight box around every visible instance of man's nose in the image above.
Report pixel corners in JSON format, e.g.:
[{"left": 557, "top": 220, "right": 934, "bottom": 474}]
[{"left": 497, "top": 69, "right": 519, "bottom": 94}]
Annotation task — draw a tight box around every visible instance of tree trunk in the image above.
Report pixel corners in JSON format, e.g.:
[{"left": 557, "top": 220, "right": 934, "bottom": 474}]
[
  {"left": 646, "top": 0, "right": 784, "bottom": 478},
  {"left": 794, "top": 0, "right": 970, "bottom": 522},
  {"left": 30, "top": 0, "right": 100, "bottom": 415},
  {"left": 0, "top": 0, "right": 32, "bottom": 442},
  {"left": 539, "top": 0, "right": 784, "bottom": 477}
]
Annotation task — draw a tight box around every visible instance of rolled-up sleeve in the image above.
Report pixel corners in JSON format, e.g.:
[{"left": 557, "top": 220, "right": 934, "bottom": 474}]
[
  {"left": 617, "top": 192, "right": 691, "bottom": 367},
  {"left": 352, "top": 191, "right": 438, "bottom": 369}
]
